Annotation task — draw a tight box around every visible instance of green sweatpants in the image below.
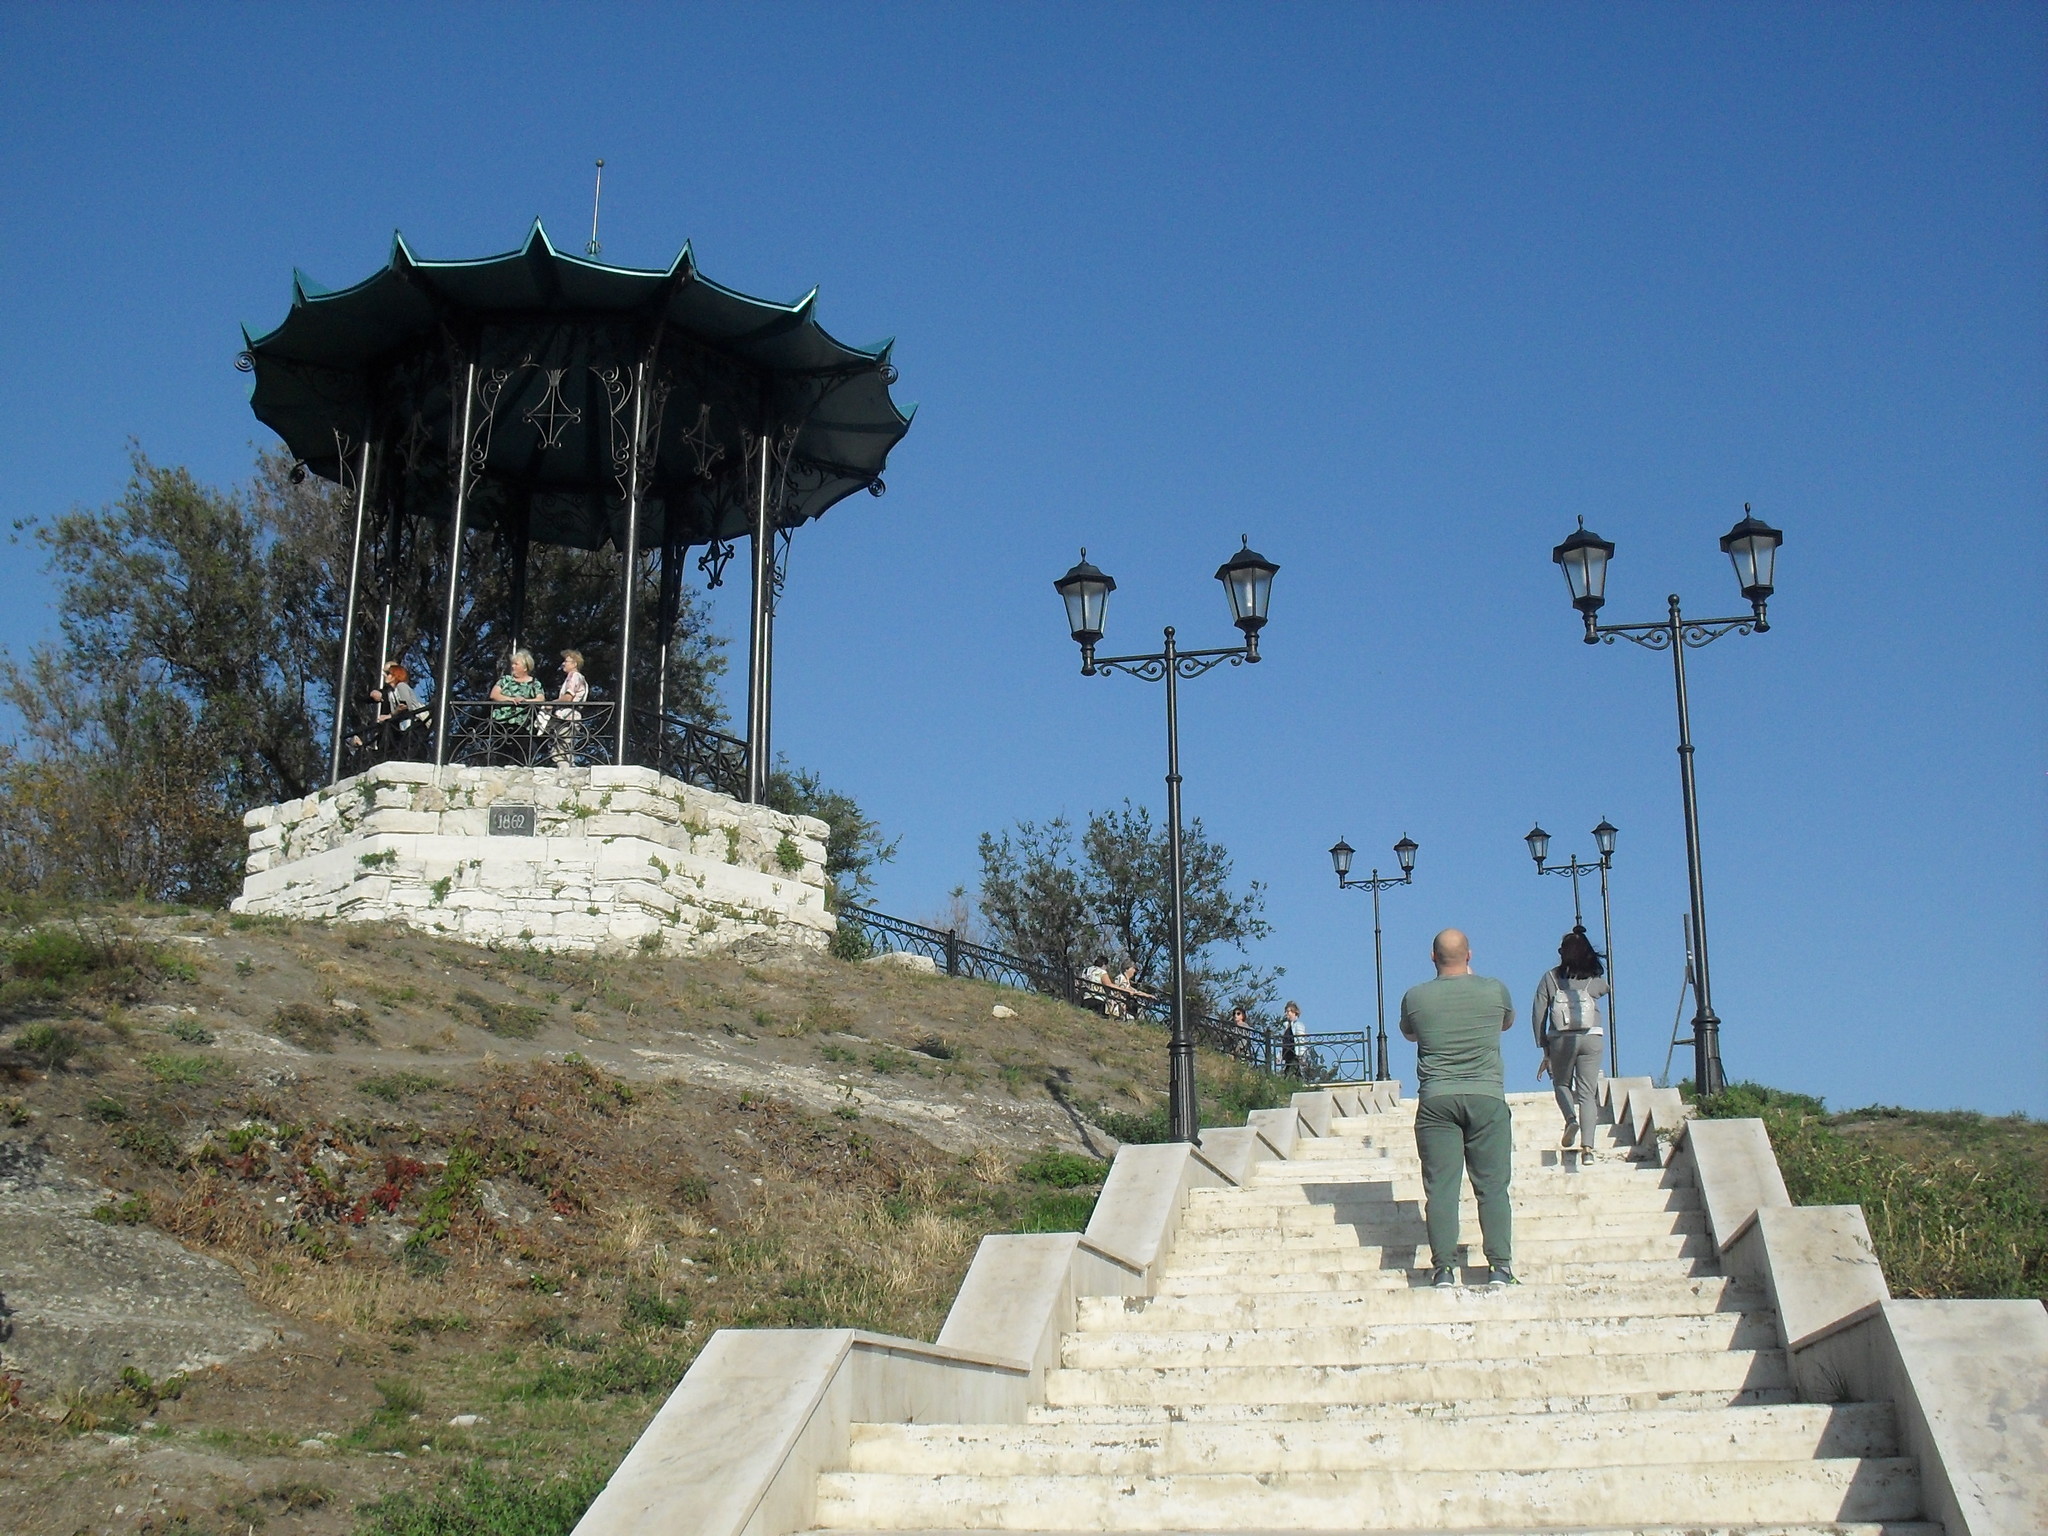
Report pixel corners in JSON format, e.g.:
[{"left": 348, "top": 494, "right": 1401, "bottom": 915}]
[{"left": 1413, "top": 1093, "right": 1514, "bottom": 1269}]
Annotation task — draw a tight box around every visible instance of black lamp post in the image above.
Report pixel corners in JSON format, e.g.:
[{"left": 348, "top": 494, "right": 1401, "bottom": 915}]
[
  {"left": 1056, "top": 539, "right": 1279, "bottom": 1143},
  {"left": 1525, "top": 819, "right": 1621, "bottom": 1075},
  {"left": 1330, "top": 834, "right": 1419, "bottom": 1084},
  {"left": 1550, "top": 507, "right": 1783, "bottom": 1097}
]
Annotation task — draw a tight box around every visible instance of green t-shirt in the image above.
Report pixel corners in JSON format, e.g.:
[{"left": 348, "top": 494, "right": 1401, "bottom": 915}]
[{"left": 1399, "top": 973, "right": 1514, "bottom": 1100}]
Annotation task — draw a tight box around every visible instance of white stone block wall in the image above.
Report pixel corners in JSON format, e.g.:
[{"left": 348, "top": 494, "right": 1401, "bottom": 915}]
[{"left": 232, "top": 763, "right": 834, "bottom": 956}]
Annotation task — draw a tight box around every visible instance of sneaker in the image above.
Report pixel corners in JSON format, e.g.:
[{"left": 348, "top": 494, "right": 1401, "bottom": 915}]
[
  {"left": 1578, "top": 1143, "right": 1598, "bottom": 1163},
  {"left": 1485, "top": 1265, "right": 1519, "bottom": 1290},
  {"left": 1431, "top": 1265, "right": 1459, "bottom": 1288},
  {"left": 1560, "top": 1123, "right": 1577, "bottom": 1148}
]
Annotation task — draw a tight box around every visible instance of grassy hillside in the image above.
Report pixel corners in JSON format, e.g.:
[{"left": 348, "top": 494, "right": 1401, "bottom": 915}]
[
  {"left": 0, "top": 903, "right": 1292, "bottom": 1536},
  {"left": 1694, "top": 1081, "right": 2048, "bottom": 1304}
]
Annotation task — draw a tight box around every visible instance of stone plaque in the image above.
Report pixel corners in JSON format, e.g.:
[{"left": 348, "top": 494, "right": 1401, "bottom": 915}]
[{"left": 488, "top": 804, "right": 537, "bottom": 837}]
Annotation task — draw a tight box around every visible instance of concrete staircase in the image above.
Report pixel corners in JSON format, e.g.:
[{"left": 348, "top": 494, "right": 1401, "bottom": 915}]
[{"left": 811, "top": 1091, "right": 1938, "bottom": 1536}]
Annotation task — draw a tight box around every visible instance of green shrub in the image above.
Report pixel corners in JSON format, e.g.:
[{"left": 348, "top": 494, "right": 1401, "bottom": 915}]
[
  {"left": 622, "top": 1287, "right": 691, "bottom": 1330},
  {"left": 1017, "top": 1189, "right": 1099, "bottom": 1233},
  {"left": 92, "top": 1194, "right": 151, "bottom": 1226},
  {"left": 507, "top": 1344, "right": 683, "bottom": 1401},
  {"left": 828, "top": 922, "right": 874, "bottom": 962},
  {"left": 12, "top": 1022, "right": 83, "bottom": 1070},
  {"left": 354, "top": 1461, "right": 606, "bottom": 1536},
  {"left": 141, "top": 1052, "right": 214, "bottom": 1085},
  {"left": 163, "top": 1016, "right": 214, "bottom": 1045},
  {"left": 1698, "top": 1082, "right": 2047, "bottom": 1302},
  {"left": 453, "top": 990, "right": 547, "bottom": 1039},
  {"left": 774, "top": 835, "right": 804, "bottom": 874},
  {"left": 6, "top": 928, "right": 99, "bottom": 982},
  {"left": 271, "top": 1001, "right": 372, "bottom": 1052},
  {"left": 1017, "top": 1149, "right": 1108, "bottom": 1188},
  {"left": 1093, "top": 1103, "right": 1171, "bottom": 1145}
]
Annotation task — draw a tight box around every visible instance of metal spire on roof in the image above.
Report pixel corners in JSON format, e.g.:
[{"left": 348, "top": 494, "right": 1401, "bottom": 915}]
[{"left": 587, "top": 159, "right": 605, "bottom": 257}]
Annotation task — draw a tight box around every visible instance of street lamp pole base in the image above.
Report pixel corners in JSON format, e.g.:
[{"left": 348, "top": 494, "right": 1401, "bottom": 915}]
[
  {"left": 1168, "top": 1034, "right": 1200, "bottom": 1143},
  {"left": 1693, "top": 1008, "right": 1725, "bottom": 1099}
]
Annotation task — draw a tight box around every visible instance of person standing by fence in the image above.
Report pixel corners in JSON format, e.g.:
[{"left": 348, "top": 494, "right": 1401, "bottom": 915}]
[{"left": 1533, "top": 927, "right": 1611, "bottom": 1161}]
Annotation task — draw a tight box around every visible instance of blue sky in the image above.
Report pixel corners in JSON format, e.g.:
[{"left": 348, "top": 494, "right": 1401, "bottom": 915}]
[{"left": 1, "top": 4, "right": 2041, "bottom": 1113}]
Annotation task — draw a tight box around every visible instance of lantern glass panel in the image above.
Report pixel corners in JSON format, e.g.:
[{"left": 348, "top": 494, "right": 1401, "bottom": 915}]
[
  {"left": 1592, "top": 819, "right": 1618, "bottom": 859},
  {"left": 1214, "top": 542, "right": 1279, "bottom": 633}
]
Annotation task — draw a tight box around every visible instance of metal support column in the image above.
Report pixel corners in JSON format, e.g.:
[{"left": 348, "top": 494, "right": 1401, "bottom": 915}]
[
  {"left": 329, "top": 433, "right": 374, "bottom": 785},
  {"left": 1598, "top": 859, "right": 1618, "bottom": 1077},
  {"left": 1666, "top": 594, "right": 1724, "bottom": 1096},
  {"left": 432, "top": 361, "right": 479, "bottom": 771},
  {"left": 1371, "top": 880, "right": 1389, "bottom": 1083},
  {"left": 745, "top": 432, "right": 772, "bottom": 802},
  {"left": 616, "top": 360, "right": 647, "bottom": 762},
  {"left": 1162, "top": 626, "right": 1198, "bottom": 1144}
]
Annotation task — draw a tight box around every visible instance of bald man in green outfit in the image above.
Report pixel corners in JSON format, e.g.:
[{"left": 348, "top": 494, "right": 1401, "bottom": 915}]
[{"left": 1399, "top": 927, "right": 1517, "bottom": 1289}]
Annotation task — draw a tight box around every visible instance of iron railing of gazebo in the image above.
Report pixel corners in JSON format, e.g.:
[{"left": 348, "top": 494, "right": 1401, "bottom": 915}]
[{"left": 341, "top": 699, "right": 749, "bottom": 801}]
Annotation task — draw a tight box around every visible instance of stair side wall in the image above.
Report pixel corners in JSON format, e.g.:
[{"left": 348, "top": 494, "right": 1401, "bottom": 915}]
[
  {"left": 569, "top": 1081, "right": 1404, "bottom": 1536},
  {"left": 1684, "top": 1115, "right": 2048, "bottom": 1536}
]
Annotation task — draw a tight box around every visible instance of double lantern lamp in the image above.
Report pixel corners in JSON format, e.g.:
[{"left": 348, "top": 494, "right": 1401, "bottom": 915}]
[
  {"left": 1552, "top": 507, "right": 1783, "bottom": 641},
  {"left": 1055, "top": 539, "right": 1279, "bottom": 672}
]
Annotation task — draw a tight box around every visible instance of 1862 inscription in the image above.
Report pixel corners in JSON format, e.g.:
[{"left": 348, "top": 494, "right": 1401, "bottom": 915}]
[{"left": 488, "top": 804, "right": 537, "bottom": 837}]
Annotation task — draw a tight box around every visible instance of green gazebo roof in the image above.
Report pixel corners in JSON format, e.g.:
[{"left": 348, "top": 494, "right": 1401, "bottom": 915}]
[{"left": 242, "top": 221, "right": 913, "bottom": 551}]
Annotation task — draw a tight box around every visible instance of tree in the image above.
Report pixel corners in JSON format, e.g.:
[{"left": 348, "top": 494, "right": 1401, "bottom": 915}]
[
  {"left": 976, "top": 818, "right": 1095, "bottom": 991},
  {"left": 975, "top": 803, "right": 1279, "bottom": 1017},
  {"left": 765, "top": 765, "right": 897, "bottom": 909},
  {"left": 1080, "top": 801, "right": 1277, "bottom": 1018},
  {"left": 0, "top": 449, "right": 795, "bottom": 906}
]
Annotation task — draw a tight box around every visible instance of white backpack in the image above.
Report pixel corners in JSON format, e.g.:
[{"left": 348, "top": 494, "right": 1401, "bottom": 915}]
[{"left": 1549, "top": 972, "right": 1598, "bottom": 1032}]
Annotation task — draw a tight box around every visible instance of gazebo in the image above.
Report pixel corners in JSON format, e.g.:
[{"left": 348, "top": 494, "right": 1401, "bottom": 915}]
[{"left": 240, "top": 221, "right": 913, "bottom": 802}]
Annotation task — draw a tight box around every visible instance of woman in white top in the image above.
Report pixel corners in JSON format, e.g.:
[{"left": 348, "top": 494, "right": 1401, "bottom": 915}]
[
  {"left": 1532, "top": 927, "right": 1612, "bottom": 1160},
  {"left": 542, "top": 649, "right": 590, "bottom": 766}
]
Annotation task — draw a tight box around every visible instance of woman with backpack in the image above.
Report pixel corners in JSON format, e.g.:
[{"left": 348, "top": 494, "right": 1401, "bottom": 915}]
[{"left": 1533, "top": 927, "right": 1611, "bottom": 1160}]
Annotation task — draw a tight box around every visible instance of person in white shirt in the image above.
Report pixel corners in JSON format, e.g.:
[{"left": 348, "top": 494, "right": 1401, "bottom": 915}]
[
  {"left": 1532, "top": 927, "right": 1612, "bottom": 1160},
  {"left": 542, "top": 649, "right": 591, "bottom": 766}
]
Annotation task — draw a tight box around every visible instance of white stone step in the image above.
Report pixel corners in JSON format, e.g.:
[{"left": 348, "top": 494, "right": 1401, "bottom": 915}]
[
  {"left": 1174, "top": 1210, "right": 1709, "bottom": 1249},
  {"left": 845, "top": 1401, "right": 1898, "bottom": 1475},
  {"left": 1029, "top": 1383, "right": 1804, "bottom": 1423},
  {"left": 815, "top": 1532, "right": 1940, "bottom": 1536},
  {"left": 1187, "top": 1184, "right": 1704, "bottom": 1216},
  {"left": 1060, "top": 1311, "right": 1779, "bottom": 1370},
  {"left": 1078, "top": 1276, "right": 1762, "bottom": 1331},
  {"left": 1253, "top": 1163, "right": 1671, "bottom": 1187},
  {"left": 1040, "top": 1346, "right": 1790, "bottom": 1408},
  {"left": 1160, "top": 1257, "right": 1718, "bottom": 1293},
  {"left": 812, "top": 1456, "right": 1921, "bottom": 1530},
  {"left": 1166, "top": 1232, "right": 1715, "bottom": 1276}
]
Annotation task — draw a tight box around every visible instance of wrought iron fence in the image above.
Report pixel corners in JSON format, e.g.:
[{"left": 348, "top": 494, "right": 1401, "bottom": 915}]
[
  {"left": 341, "top": 697, "right": 749, "bottom": 801},
  {"left": 835, "top": 905, "right": 1369, "bottom": 1081}
]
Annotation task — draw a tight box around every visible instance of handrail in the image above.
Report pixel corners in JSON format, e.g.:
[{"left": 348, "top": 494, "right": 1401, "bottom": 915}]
[
  {"left": 341, "top": 697, "right": 749, "bottom": 801},
  {"left": 835, "top": 905, "right": 1366, "bottom": 1080}
]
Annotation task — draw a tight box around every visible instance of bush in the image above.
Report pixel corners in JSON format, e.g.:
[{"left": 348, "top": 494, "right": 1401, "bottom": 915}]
[
  {"left": 1017, "top": 1149, "right": 1108, "bottom": 1188},
  {"left": 1698, "top": 1082, "right": 2047, "bottom": 1302},
  {"left": 828, "top": 921, "right": 874, "bottom": 962},
  {"left": 355, "top": 1461, "right": 607, "bottom": 1536},
  {"left": 270, "top": 1001, "right": 371, "bottom": 1051},
  {"left": 12, "top": 1022, "right": 82, "bottom": 1070},
  {"left": 141, "top": 1052, "right": 214, "bottom": 1085},
  {"left": 1017, "top": 1189, "right": 1099, "bottom": 1232}
]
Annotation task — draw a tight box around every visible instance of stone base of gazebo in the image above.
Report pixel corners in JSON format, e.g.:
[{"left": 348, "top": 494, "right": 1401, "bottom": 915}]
[{"left": 232, "top": 762, "right": 834, "bottom": 955}]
